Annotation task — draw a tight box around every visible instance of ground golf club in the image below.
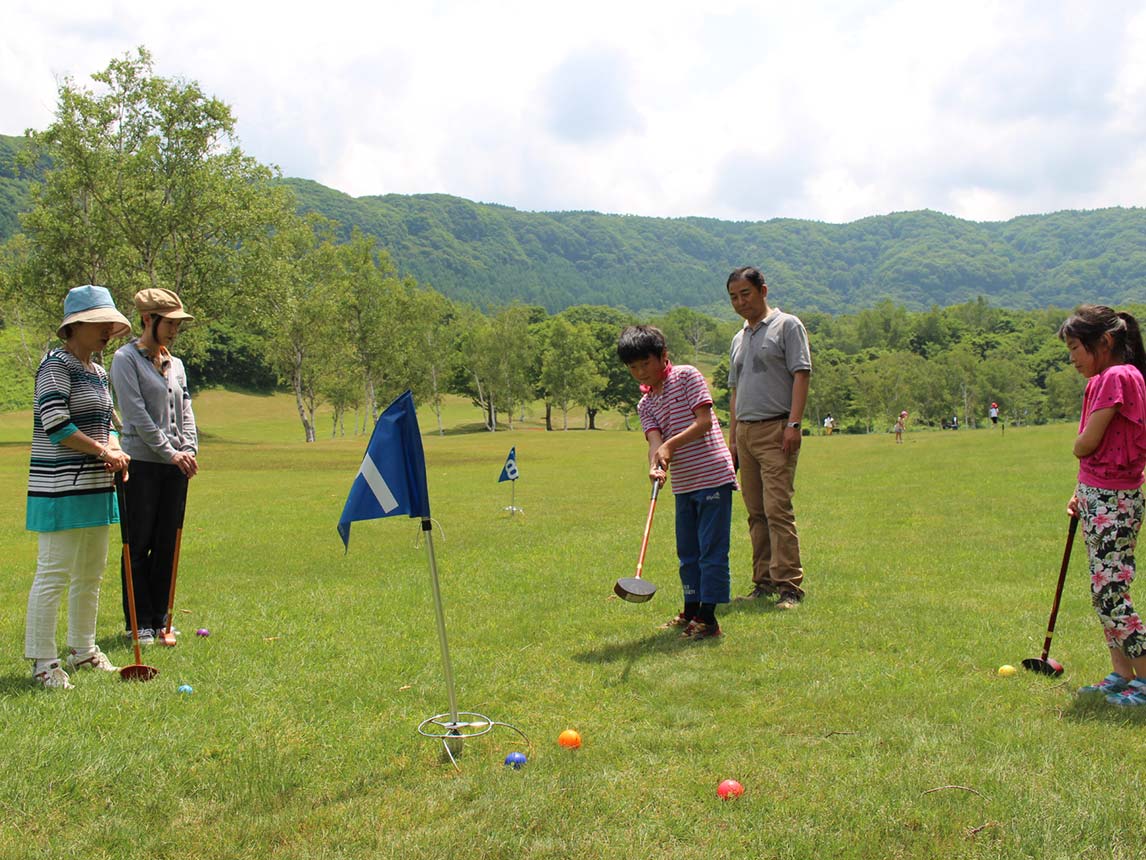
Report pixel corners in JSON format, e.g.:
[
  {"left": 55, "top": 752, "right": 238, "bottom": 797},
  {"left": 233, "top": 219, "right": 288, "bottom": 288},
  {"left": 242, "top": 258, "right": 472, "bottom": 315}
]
[
  {"left": 1022, "top": 515, "right": 1078, "bottom": 677},
  {"left": 158, "top": 489, "right": 188, "bottom": 647},
  {"left": 614, "top": 477, "right": 661, "bottom": 603}
]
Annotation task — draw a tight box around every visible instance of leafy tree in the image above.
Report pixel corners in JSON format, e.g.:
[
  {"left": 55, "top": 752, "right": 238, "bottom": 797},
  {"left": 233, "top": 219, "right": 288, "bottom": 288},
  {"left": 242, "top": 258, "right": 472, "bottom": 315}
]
[
  {"left": 14, "top": 47, "right": 292, "bottom": 367},
  {"left": 539, "top": 317, "right": 604, "bottom": 430}
]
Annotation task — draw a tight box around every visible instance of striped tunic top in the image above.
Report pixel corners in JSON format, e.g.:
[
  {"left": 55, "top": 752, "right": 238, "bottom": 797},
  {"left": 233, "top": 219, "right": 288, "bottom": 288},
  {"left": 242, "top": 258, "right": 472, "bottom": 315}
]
[
  {"left": 26, "top": 348, "right": 120, "bottom": 532},
  {"left": 637, "top": 364, "right": 736, "bottom": 494}
]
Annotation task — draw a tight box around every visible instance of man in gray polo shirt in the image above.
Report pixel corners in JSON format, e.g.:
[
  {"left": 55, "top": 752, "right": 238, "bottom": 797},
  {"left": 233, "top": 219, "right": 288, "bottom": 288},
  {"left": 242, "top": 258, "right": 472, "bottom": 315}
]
[{"left": 726, "top": 266, "right": 812, "bottom": 609}]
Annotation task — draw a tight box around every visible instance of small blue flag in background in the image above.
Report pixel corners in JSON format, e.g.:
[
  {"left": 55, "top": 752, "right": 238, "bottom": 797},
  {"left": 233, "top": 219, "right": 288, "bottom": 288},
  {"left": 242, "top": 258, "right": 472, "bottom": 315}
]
[
  {"left": 498, "top": 447, "right": 519, "bottom": 483},
  {"left": 338, "top": 390, "right": 430, "bottom": 549}
]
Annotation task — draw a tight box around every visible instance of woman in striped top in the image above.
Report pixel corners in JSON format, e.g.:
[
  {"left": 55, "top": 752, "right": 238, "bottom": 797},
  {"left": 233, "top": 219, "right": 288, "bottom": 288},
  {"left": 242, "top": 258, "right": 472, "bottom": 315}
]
[{"left": 25, "top": 285, "right": 132, "bottom": 689}]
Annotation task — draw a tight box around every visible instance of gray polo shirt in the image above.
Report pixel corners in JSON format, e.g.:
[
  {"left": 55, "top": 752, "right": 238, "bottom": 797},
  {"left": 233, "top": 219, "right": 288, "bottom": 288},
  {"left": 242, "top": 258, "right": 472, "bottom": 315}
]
[{"left": 728, "top": 308, "right": 812, "bottom": 421}]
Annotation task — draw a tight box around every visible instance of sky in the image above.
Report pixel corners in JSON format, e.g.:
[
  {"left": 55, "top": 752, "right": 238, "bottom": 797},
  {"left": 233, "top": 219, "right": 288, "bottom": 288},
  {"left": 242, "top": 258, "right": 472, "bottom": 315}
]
[{"left": 4, "top": 0, "right": 1146, "bottom": 224}]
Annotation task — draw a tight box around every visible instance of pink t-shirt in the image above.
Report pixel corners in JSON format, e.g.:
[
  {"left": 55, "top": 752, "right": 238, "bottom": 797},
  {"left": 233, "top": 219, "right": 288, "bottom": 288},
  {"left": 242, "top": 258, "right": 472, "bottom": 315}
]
[
  {"left": 1078, "top": 363, "right": 1146, "bottom": 490},
  {"left": 637, "top": 365, "right": 736, "bottom": 495}
]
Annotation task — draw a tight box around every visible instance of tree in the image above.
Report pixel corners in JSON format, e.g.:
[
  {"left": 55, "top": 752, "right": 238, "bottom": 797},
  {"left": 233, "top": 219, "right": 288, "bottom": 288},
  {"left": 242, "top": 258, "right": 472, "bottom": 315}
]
[
  {"left": 16, "top": 47, "right": 292, "bottom": 366},
  {"left": 539, "top": 317, "right": 605, "bottom": 430}
]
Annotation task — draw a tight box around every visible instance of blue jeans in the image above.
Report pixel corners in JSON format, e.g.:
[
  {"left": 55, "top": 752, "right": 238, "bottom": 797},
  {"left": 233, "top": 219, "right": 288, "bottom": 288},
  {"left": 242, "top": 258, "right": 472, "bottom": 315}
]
[{"left": 675, "top": 483, "right": 734, "bottom": 604}]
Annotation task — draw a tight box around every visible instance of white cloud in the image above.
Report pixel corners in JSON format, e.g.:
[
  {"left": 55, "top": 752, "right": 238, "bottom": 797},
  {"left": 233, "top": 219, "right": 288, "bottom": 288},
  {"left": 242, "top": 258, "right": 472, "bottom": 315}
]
[{"left": 2, "top": 0, "right": 1144, "bottom": 223}]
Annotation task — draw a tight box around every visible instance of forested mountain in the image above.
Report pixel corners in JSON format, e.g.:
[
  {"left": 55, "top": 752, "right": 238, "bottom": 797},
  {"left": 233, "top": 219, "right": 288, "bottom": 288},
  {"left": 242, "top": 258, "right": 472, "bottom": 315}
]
[
  {"left": 283, "top": 179, "right": 1146, "bottom": 314},
  {"left": 4, "top": 130, "right": 1145, "bottom": 315}
]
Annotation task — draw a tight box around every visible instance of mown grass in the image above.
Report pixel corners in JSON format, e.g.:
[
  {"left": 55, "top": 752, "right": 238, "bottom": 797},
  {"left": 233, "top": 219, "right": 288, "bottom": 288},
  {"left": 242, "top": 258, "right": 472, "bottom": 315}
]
[{"left": 0, "top": 392, "right": 1143, "bottom": 859}]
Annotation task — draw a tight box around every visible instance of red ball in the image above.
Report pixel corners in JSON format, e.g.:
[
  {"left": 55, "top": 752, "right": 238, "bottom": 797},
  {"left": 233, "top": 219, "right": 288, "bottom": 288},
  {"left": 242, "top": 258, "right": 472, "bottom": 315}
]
[{"left": 717, "top": 779, "right": 744, "bottom": 800}]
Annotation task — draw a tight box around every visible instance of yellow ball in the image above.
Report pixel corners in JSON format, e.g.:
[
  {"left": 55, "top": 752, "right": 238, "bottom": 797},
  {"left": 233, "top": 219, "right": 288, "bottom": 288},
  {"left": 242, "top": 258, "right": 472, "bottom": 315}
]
[{"left": 998, "top": 664, "right": 1017, "bottom": 677}]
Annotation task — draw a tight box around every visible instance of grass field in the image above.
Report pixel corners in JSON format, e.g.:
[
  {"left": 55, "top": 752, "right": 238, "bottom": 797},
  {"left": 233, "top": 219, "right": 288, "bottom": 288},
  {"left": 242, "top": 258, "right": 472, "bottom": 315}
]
[{"left": 0, "top": 391, "right": 1143, "bottom": 859}]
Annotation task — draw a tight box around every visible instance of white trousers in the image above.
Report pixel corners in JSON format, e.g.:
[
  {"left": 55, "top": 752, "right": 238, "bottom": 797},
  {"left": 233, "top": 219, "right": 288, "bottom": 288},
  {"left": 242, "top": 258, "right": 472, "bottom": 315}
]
[{"left": 25, "top": 526, "right": 110, "bottom": 660}]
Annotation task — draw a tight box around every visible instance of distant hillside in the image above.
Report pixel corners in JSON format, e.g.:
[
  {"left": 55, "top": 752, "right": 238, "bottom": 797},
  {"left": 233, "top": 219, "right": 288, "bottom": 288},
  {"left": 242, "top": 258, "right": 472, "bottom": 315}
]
[
  {"left": 0, "top": 133, "right": 39, "bottom": 239},
  {"left": 3, "top": 127, "right": 1144, "bottom": 315},
  {"left": 283, "top": 179, "right": 1146, "bottom": 314}
]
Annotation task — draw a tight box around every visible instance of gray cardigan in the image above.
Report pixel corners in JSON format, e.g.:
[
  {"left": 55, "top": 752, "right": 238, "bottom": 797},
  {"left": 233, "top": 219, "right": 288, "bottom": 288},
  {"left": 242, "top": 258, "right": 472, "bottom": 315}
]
[{"left": 110, "top": 340, "right": 198, "bottom": 464}]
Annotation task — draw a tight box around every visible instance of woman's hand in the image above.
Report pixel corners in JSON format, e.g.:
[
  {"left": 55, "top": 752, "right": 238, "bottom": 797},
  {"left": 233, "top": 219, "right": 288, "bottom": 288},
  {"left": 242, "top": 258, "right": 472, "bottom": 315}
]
[
  {"left": 172, "top": 451, "right": 198, "bottom": 479},
  {"left": 1066, "top": 495, "right": 1079, "bottom": 518}
]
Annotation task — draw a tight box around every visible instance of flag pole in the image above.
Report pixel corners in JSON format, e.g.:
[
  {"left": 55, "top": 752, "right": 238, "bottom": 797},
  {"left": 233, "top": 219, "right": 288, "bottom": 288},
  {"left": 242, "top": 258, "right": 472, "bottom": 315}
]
[{"left": 421, "top": 518, "right": 458, "bottom": 725}]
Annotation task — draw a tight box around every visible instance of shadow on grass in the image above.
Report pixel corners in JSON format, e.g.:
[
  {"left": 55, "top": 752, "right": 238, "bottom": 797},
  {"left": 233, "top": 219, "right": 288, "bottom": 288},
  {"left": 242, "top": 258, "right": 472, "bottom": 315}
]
[
  {"left": 1062, "top": 694, "right": 1146, "bottom": 726},
  {"left": 0, "top": 672, "right": 41, "bottom": 698},
  {"left": 573, "top": 629, "right": 720, "bottom": 682}
]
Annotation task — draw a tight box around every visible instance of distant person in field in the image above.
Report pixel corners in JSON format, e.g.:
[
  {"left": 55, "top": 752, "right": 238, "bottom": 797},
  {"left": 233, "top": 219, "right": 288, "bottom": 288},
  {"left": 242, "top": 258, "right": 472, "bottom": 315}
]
[
  {"left": 726, "top": 266, "right": 812, "bottom": 610},
  {"left": 110, "top": 289, "right": 198, "bottom": 645},
  {"left": 617, "top": 325, "right": 737, "bottom": 640},
  {"left": 25, "top": 286, "right": 132, "bottom": 689},
  {"left": 894, "top": 410, "right": 906, "bottom": 444},
  {"left": 1060, "top": 305, "right": 1146, "bottom": 706},
  {"left": 989, "top": 402, "right": 999, "bottom": 426},
  {"left": 823, "top": 413, "right": 834, "bottom": 436}
]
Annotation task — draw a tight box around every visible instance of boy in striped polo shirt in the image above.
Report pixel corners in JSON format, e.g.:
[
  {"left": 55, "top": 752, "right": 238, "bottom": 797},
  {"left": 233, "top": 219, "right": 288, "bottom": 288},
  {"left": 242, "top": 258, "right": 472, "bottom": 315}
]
[{"left": 618, "top": 326, "right": 737, "bottom": 639}]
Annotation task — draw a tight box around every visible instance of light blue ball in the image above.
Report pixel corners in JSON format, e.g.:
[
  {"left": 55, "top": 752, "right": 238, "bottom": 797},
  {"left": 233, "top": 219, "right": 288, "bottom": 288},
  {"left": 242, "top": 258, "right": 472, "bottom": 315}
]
[{"left": 178, "top": 684, "right": 194, "bottom": 694}]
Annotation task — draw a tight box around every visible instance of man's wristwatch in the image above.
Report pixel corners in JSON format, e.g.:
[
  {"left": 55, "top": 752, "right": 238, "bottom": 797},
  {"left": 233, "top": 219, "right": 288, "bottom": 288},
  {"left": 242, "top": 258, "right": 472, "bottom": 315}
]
[{"left": 786, "top": 421, "right": 801, "bottom": 429}]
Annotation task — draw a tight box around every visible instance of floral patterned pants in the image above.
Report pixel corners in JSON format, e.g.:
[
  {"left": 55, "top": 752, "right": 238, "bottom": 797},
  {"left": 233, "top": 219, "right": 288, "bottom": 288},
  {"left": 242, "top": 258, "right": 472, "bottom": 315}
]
[{"left": 1077, "top": 483, "right": 1146, "bottom": 658}]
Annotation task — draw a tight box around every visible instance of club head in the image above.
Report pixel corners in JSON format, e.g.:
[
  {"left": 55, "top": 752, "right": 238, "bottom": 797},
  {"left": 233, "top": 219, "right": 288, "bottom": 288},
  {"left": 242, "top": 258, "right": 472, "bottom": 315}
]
[
  {"left": 119, "top": 664, "right": 160, "bottom": 682},
  {"left": 614, "top": 577, "right": 656, "bottom": 603},
  {"left": 1021, "top": 657, "right": 1064, "bottom": 677},
  {"left": 158, "top": 630, "right": 178, "bottom": 647}
]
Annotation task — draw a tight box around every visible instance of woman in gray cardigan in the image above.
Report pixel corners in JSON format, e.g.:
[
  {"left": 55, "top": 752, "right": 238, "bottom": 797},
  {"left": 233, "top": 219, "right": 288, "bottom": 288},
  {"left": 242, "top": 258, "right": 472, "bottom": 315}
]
[{"left": 110, "top": 288, "right": 198, "bottom": 644}]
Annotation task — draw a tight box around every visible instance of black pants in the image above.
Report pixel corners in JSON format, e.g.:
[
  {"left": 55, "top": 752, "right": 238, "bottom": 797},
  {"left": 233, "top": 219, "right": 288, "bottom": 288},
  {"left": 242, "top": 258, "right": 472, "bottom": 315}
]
[{"left": 120, "top": 460, "right": 188, "bottom": 631}]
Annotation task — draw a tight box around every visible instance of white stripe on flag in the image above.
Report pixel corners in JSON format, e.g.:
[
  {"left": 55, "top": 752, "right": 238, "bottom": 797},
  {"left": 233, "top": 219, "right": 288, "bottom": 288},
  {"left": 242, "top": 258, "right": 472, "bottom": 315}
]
[{"left": 359, "top": 454, "right": 399, "bottom": 513}]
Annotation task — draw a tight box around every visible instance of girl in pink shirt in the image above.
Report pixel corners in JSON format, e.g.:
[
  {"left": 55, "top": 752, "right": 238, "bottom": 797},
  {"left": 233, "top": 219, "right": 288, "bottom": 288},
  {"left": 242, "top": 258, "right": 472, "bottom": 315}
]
[{"left": 1060, "top": 305, "right": 1146, "bottom": 705}]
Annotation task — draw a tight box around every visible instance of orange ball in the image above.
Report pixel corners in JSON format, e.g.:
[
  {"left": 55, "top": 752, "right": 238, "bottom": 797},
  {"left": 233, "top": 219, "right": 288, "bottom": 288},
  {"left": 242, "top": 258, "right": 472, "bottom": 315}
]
[{"left": 558, "top": 729, "right": 582, "bottom": 749}]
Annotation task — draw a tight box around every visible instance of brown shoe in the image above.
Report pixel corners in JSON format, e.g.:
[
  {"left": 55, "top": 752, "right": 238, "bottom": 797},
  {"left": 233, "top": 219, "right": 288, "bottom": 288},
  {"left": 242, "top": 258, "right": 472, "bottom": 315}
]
[
  {"left": 776, "top": 592, "right": 803, "bottom": 610},
  {"left": 680, "top": 619, "right": 722, "bottom": 640},
  {"left": 735, "top": 585, "right": 776, "bottom": 601}
]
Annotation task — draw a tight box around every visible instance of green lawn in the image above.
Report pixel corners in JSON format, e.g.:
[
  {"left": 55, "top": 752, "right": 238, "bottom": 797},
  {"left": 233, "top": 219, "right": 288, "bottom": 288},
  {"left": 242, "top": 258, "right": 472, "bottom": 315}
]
[{"left": 0, "top": 393, "right": 1141, "bottom": 859}]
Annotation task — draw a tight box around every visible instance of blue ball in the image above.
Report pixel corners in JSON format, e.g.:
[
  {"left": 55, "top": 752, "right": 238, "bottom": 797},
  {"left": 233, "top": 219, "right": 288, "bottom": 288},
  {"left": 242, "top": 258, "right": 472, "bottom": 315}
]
[
  {"left": 504, "top": 751, "right": 527, "bottom": 769},
  {"left": 177, "top": 684, "right": 194, "bottom": 694}
]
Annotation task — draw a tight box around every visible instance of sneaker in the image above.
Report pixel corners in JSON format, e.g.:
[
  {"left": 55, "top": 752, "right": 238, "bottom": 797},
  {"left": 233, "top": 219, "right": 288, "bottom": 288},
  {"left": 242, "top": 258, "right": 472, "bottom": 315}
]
[
  {"left": 67, "top": 648, "right": 119, "bottom": 673},
  {"left": 33, "top": 662, "right": 74, "bottom": 690},
  {"left": 735, "top": 585, "right": 776, "bottom": 601},
  {"left": 1107, "top": 678, "right": 1146, "bottom": 707},
  {"left": 1078, "top": 673, "right": 1131, "bottom": 696},
  {"left": 776, "top": 592, "right": 803, "bottom": 610},
  {"left": 124, "top": 628, "right": 155, "bottom": 645},
  {"left": 680, "top": 619, "right": 722, "bottom": 640},
  {"left": 658, "top": 613, "right": 692, "bottom": 630}
]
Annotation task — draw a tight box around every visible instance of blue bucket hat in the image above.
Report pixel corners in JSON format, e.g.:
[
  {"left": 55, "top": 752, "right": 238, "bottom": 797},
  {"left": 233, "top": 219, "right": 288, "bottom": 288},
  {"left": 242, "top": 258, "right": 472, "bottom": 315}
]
[{"left": 57, "top": 285, "right": 132, "bottom": 340}]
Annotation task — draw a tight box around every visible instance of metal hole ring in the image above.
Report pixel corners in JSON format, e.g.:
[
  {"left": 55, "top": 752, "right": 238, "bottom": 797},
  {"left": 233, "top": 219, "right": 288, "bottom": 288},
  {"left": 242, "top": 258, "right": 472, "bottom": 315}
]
[{"left": 417, "top": 712, "right": 495, "bottom": 740}]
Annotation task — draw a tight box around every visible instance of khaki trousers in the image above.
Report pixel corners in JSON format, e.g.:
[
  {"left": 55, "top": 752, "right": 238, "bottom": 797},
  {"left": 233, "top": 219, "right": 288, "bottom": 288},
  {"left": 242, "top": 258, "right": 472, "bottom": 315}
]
[{"left": 737, "top": 420, "right": 804, "bottom": 596}]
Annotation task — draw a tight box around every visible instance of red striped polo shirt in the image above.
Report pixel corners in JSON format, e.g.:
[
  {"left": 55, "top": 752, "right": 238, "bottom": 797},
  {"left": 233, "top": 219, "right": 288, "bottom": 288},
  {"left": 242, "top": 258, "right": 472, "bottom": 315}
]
[{"left": 637, "top": 364, "right": 737, "bottom": 494}]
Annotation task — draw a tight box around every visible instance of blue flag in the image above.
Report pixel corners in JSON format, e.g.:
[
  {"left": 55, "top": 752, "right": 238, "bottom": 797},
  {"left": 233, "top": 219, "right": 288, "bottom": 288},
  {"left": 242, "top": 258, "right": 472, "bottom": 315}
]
[
  {"left": 498, "top": 446, "right": 519, "bottom": 483},
  {"left": 338, "top": 390, "right": 430, "bottom": 549}
]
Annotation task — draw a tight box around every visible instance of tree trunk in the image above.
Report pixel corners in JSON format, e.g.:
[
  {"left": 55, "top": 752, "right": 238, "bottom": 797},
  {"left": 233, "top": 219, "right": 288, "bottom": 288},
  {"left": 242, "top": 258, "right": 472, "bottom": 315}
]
[
  {"left": 292, "top": 351, "right": 316, "bottom": 443},
  {"left": 430, "top": 362, "right": 444, "bottom": 436},
  {"left": 587, "top": 407, "right": 598, "bottom": 430},
  {"left": 545, "top": 402, "right": 552, "bottom": 431}
]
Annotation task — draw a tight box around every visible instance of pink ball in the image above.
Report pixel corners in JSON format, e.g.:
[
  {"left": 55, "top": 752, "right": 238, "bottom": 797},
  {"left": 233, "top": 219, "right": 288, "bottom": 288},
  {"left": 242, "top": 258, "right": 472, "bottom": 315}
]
[
  {"left": 195, "top": 628, "right": 210, "bottom": 637},
  {"left": 717, "top": 779, "right": 744, "bottom": 800}
]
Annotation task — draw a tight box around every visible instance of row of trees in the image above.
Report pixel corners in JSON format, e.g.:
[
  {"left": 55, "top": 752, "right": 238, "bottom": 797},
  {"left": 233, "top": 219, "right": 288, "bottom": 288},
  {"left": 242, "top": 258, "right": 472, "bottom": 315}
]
[{"left": 0, "top": 49, "right": 1134, "bottom": 442}]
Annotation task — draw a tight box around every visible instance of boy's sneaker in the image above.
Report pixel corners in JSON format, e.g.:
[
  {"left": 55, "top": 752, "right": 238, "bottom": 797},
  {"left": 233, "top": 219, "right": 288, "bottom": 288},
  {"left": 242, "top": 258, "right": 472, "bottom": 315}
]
[
  {"left": 33, "top": 661, "right": 74, "bottom": 690},
  {"left": 124, "top": 628, "right": 155, "bottom": 645},
  {"left": 776, "top": 592, "right": 803, "bottom": 610},
  {"left": 1078, "top": 673, "right": 1131, "bottom": 696},
  {"left": 680, "top": 619, "right": 722, "bottom": 640},
  {"left": 658, "top": 613, "right": 692, "bottom": 630},
  {"left": 67, "top": 648, "right": 119, "bottom": 673},
  {"left": 1107, "top": 678, "right": 1146, "bottom": 707}
]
